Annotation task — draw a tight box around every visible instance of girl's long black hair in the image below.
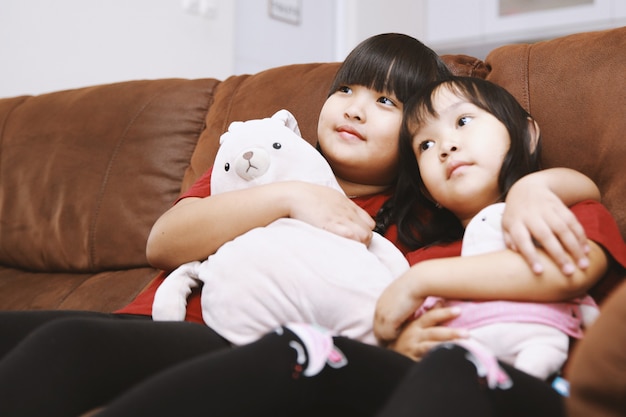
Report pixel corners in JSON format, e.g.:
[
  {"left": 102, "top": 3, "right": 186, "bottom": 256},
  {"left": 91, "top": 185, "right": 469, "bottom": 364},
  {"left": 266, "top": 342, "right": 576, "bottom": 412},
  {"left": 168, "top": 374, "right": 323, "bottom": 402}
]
[
  {"left": 323, "top": 33, "right": 453, "bottom": 237},
  {"left": 393, "top": 76, "right": 543, "bottom": 249}
]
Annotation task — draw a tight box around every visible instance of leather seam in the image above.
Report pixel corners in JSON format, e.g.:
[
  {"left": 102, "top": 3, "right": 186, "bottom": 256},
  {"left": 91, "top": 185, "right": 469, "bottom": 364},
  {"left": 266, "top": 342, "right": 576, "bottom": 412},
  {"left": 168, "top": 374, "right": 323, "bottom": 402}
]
[{"left": 87, "top": 87, "right": 162, "bottom": 270}]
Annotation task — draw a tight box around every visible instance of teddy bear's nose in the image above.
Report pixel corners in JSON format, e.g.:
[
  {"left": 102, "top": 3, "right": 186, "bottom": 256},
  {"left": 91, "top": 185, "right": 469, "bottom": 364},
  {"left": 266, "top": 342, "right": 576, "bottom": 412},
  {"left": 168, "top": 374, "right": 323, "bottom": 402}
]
[{"left": 235, "top": 147, "right": 270, "bottom": 181}]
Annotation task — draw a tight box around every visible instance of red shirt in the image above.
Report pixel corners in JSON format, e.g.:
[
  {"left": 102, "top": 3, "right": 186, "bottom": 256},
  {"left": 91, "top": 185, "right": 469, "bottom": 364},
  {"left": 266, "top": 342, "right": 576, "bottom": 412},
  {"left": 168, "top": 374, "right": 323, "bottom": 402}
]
[
  {"left": 406, "top": 200, "right": 626, "bottom": 305},
  {"left": 116, "top": 169, "right": 402, "bottom": 323}
]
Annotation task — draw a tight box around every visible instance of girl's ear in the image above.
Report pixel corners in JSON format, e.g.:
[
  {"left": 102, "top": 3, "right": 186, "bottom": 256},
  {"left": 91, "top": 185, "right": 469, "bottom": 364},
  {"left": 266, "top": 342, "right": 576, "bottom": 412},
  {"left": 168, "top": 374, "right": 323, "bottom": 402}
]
[{"left": 527, "top": 117, "right": 541, "bottom": 153}]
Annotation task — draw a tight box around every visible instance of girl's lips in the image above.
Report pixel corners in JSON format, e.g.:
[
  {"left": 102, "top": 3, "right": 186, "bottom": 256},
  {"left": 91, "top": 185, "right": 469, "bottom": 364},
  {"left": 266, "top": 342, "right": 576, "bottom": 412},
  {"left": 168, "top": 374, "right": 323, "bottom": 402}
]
[
  {"left": 446, "top": 160, "right": 470, "bottom": 178},
  {"left": 336, "top": 125, "right": 364, "bottom": 141}
]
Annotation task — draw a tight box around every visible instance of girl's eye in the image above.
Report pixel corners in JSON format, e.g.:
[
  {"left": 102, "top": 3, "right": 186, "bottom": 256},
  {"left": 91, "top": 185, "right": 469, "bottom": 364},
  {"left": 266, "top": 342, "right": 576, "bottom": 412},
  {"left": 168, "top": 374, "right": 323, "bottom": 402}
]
[
  {"left": 419, "top": 140, "right": 435, "bottom": 152},
  {"left": 378, "top": 96, "right": 396, "bottom": 106},
  {"left": 458, "top": 116, "right": 473, "bottom": 127},
  {"left": 338, "top": 85, "right": 351, "bottom": 94}
]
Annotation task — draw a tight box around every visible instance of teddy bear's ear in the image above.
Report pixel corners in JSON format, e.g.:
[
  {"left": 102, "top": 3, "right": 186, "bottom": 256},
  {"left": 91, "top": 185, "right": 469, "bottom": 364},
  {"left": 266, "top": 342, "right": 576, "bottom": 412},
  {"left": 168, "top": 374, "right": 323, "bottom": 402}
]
[
  {"left": 220, "top": 121, "right": 245, "bottom": 145},
  {"left": 271, "top": 109, "right": 301, "bottom": 137}
]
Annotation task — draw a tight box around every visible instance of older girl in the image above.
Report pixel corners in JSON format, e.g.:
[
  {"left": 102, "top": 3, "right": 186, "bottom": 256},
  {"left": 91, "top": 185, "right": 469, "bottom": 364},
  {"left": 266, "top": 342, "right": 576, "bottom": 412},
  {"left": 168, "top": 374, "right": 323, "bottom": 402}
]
[
  {"left": 373, "top": 76, "right": 626, "bottom": 416},
  {"left": 0, "top": 32, "right": 452, "bottom": 417}
]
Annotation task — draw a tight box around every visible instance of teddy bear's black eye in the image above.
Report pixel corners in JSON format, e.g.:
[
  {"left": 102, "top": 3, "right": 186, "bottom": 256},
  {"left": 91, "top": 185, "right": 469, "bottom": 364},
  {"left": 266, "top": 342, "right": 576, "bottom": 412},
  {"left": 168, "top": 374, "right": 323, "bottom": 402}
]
[
  {"left": 273, "top": 142, "right": 282, "bottom": 149},
  {"left": 224, "top": 162, "right": 230, "bottom": 172}
]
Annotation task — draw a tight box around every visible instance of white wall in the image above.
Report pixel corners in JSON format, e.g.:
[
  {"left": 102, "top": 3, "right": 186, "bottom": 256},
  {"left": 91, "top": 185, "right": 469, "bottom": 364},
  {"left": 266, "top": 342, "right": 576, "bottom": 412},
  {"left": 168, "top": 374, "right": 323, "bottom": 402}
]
[
  {"left": 230, "top": 0, "right": 426, "bottom": 75},
  {"left": 426, "top": 0, "right": 626, "bottom": 58},
  {"left": 0, "top": 0, "right": 337, "bottom": 98},
  {"left": 0, "top": 0, "right": 235, "bottom": 98},
  {"left": 342, "top": 0, "right": 626, "bottom": 60},
  {"left": 1, "top": 0, "right": 624, "bottom": 99},
  {"left": 336, "top": 0, "right": 427, "bottom": 60},
  {"left": 233, "top": 0, "right": 337, "bottom": 74}
]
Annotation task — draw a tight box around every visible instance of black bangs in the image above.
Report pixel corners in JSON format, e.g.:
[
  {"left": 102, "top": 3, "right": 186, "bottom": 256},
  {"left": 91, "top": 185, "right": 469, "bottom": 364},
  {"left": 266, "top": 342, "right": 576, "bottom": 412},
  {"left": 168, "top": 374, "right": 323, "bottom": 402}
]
[
  {"left": 327, "top": 33, "right": 451, "bottom": 104},
  {"left": 328, "top": 43, "right": 399, "bottom": 97},
  {"left": 333, "top": 52, "right": 395, "bottom": 94}
]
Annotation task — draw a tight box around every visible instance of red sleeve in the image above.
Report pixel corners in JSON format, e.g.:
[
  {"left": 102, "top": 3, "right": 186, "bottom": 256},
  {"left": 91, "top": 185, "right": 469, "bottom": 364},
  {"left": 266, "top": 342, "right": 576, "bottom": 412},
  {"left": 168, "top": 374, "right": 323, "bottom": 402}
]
[
  {"left": 177, "top": 168, "right": 213, "bottom": 201},
  {"left": 570, "top": 201, "right": 626, "bottom": 268},
  {"left": 571, "top": 200, "right": 626, "bottom": 303}
]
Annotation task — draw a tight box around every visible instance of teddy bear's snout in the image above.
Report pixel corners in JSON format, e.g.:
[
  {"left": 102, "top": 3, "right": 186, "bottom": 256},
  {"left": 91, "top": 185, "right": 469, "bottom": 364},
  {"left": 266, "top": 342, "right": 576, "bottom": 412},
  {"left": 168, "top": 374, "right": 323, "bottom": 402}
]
[{"left": 234, "top": 147, "right": 271, "bottom": 181}]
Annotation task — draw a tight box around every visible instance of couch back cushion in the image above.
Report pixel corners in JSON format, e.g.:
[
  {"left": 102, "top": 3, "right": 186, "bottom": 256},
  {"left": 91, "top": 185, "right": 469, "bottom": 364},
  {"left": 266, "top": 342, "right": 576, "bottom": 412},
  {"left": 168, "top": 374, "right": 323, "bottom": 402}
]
[
  {"left": 486, "top": 27, "right": 626, "bottom": 239},
  {"left": 182, "top": 54, "right": 488, "bottom": 192},
  {"left": 0, "top": 79, "right": 218, "bottom": 272}
]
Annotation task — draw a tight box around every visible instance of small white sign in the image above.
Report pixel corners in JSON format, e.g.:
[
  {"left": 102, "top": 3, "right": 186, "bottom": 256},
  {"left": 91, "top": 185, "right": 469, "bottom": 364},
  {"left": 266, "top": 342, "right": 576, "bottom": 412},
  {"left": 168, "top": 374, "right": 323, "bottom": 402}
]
[{"left": 268, "top": 0, "right": 301, "bottom": 25}]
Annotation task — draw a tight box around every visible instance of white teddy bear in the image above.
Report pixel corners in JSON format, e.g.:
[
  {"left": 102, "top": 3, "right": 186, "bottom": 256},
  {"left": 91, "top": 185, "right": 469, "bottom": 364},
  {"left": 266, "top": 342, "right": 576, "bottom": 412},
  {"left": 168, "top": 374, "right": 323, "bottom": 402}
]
[
  {"left": 152, "top": 109, "right": 409, "bottom": 345},
  {"left": 417, "top": 202, "right": 599, "bottom": 381}
]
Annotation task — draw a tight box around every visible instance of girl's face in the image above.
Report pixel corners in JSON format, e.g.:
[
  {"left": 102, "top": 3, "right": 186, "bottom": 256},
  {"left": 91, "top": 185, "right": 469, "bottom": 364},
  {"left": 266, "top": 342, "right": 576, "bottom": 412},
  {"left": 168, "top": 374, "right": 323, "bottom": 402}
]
[
  {"left": 317, "top": 84, "right": 403, "bottom": 194},
  {"left": 412, "top": 85, "right": 510, "bottom": 225}
]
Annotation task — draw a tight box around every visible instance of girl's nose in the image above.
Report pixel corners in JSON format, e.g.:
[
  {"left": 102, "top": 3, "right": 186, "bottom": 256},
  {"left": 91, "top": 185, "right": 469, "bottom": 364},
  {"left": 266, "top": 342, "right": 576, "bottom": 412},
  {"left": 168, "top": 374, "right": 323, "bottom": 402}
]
[
  {"left": 345, "top": 108, "right": 363, "bottom": 121},
  {"left": 344, "top": 100, "right": 365, "bottom": 121},
  {"left": 439, "top": 144, "right": 458, "bottom": 160}
]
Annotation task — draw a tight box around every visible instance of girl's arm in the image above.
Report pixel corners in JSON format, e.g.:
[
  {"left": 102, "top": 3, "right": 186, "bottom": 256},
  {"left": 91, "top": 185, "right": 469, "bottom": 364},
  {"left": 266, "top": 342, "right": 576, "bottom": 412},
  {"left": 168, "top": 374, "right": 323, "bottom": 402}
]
[
  {"left": 374, "top": 239, "right": 608, "bottom": 343},
  {"left": 146, "top": 181, "right": 375, "bottom": 271},
  {"left": 504, "top": 168, "right": 600, "bottom": 275}
]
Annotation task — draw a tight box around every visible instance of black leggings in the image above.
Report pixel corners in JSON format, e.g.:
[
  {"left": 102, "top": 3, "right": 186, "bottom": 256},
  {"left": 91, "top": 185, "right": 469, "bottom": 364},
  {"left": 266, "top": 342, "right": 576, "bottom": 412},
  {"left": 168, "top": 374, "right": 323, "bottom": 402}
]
[
  {"left": 0, "top": 310, "right": 230, "bottom": 417},
  {"left": 95, "top": 327, "right": 565, "bottom": 417},
  {"left": 97, "top": 326, "right": 412, "bottom": 417},
  {"left": 377, "top": 344, "right": 565, "bottom": 417},
  {"left": 0, "top": 313, "right": 565, "bottom": 417}
]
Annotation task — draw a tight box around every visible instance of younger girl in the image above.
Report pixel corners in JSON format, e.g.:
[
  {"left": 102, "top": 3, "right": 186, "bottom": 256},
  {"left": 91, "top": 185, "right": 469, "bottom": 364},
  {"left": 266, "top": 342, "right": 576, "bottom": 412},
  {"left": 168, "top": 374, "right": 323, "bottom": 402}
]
[
  {"left": 90, "top": 82, "right": 623, "bottom": 417},
  {"left": 373, "top": 76, "right": 626, "bottom": 416}
]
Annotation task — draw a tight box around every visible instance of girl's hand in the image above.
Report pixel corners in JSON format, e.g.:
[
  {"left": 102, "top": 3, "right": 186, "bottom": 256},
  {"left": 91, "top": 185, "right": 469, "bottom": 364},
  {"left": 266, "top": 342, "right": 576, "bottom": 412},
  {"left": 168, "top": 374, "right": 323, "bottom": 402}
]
[
  {"left": 387, "top": 305, "right": 468, "bottom": 361},
  {"left": 286, "top": 182, "right": 375, "bottom": 245},
  {"left": 374, "top": 273, "right": 424, "bottom": 343},
  {"left": 504, "top": 176, "right": 590, "bottom": 275}
]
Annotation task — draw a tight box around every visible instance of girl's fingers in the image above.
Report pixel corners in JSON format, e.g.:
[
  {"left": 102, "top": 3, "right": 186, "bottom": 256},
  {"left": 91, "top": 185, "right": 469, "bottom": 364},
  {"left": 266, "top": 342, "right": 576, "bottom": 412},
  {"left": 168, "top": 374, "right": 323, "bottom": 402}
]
[
  {"left": 504, "top": 226, "right": 543, "bottom": 274},
  {"left": 414, "top": 306, "right": 461, "bottom": 328},
  {"left": 545, "top": 211, "right": 590, "bottom": 269},
  {"left": 504, "top": 211, "right": 590, "bottom": 275},
  {"left": 391, "top": 319, "right": 468, "bottom": 361}
]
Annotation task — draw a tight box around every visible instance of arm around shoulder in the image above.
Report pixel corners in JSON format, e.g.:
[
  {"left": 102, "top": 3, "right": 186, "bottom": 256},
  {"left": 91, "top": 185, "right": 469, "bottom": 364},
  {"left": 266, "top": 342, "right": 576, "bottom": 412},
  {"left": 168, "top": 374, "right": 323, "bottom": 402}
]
[
  {"left": 409, "top": 240, "right": 607, "bottom": 302},
  {"left": 503, "top": 167, "right": 600, "bottom": 275}
]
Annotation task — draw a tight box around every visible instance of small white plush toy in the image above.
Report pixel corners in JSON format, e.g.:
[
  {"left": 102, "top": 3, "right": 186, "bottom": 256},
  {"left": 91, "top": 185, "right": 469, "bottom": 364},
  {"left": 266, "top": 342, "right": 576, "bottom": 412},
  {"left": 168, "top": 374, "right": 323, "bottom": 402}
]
[
  {"left": 152, "top": 109, "right": 409, "bottom": 345},
  {"left": 416, "top": 202, "right": 599, "bottom": 381}
]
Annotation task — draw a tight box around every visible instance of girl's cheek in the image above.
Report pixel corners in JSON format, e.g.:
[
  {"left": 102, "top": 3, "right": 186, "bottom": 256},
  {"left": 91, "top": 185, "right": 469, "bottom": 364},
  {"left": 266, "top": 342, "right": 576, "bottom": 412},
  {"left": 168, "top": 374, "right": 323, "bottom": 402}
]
[{"left": 419, "top": 159, "right": 437, "bottom": 184}]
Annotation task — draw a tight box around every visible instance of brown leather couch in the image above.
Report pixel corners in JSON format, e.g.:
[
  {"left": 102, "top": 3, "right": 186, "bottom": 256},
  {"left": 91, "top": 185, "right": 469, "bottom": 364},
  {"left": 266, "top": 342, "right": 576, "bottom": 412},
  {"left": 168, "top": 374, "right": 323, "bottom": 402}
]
[{"left": 0, "top": 27, "right": 624, "bottom": 416}]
